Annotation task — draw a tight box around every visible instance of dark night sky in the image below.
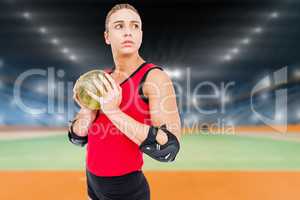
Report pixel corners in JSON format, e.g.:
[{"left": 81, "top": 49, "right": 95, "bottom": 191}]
[{"left": 0, "top": 0, "right": 299, "bottom": 82}]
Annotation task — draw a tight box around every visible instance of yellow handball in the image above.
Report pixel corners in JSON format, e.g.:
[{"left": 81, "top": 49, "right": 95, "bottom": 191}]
[{"left": 73, "top": 70, "right": 106, "bottom": 110}]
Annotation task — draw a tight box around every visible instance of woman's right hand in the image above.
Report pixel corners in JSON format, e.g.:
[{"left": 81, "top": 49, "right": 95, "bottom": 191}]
[
  {"left": 73, "top": 87, "right": 98, "bottom": 121},
  {"left": 71, "top": 81, "right": 98, "bottom": 136},
  {"left": 73, "top": 91, "right": 97, "bottom": 124},
  {"left": 73, "top": 91, "right": 88, "bottom": 109},
  {"left": 72, "top": 91, "right": 98, "bottom": 134},
  {"left": 77, "top": 107, "right": 98, "bottom": 123},
  {"left": 71, "top": 108, "right": 98, "bottom": 137}
]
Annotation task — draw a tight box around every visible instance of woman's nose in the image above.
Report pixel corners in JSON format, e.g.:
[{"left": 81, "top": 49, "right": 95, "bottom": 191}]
[{"left": 123, "top": 26, "right": 132, "bottom": 37}]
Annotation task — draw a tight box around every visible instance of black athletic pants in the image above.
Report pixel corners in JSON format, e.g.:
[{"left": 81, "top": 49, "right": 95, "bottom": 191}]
[{"left": 86, "top": 169, "right": 150, "bottom": 200}]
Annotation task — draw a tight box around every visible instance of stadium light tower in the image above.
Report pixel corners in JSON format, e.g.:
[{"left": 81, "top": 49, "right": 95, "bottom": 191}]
[{"left": 20, "top": 9, "right": 82, "bottom": 65}]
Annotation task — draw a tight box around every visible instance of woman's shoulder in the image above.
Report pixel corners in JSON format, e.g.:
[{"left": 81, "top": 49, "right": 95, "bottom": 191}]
[
  {"left": 143, "top": 65, "right": 174, "bottom": 93},
  {"left": 146, "top": 64, "right": 170, "bottom": 82}
]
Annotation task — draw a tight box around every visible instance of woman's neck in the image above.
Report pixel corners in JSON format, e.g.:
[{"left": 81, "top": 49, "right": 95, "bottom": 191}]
[{"left": 112, "top": 52, "right": 145, "bottom": 75}]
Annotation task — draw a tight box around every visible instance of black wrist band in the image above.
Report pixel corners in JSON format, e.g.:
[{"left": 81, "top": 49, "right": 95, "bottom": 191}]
[
  {"left": 68, "top": 119, "right": 87, "bottom": 139},
  {"left": 70, "top": 119, "right": 78, "bottom": 134}
]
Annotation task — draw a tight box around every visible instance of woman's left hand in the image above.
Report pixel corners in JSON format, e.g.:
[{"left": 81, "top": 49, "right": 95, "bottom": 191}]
[{"left": 85, "top": 72, "right": 122, "bottom": 114}]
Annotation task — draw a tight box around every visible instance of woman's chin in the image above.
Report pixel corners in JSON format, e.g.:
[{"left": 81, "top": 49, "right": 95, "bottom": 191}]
[{"left": 119, "top": 48, "right": 137, "bottom": 56}]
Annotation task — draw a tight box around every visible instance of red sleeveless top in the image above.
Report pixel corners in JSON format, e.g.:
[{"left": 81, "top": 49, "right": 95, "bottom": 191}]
[{"left": 86, "top": 62, "right": 163, "bottom": 176}]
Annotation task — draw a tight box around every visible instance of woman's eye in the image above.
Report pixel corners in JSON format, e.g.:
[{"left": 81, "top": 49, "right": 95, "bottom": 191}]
[{"left": 115, "top": 24, "right": 123, "bottom": 29}]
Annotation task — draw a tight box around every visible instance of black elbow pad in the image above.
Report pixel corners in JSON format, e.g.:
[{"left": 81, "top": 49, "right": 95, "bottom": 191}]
[{"left": 139, "top": 124, "right": 180, "bottom": 162}]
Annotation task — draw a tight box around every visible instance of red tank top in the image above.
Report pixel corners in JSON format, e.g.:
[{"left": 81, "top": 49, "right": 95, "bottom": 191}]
[{"left": 86, "top": 62, "right": 163, "bottom": 176}]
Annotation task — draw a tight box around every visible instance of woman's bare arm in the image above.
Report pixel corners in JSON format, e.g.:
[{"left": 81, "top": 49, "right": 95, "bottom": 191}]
[{"left": 105, "top": 68, "right": 181, "bottom": 145}]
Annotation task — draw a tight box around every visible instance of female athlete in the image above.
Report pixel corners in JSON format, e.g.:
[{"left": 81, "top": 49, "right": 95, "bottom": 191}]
[{"left": 68, "top": 3, "right": 181, "bottom": 200}]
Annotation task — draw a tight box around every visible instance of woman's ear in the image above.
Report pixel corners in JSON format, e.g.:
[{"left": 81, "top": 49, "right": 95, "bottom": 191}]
[{"left": 104, "top": 31, "right": 110, "bottom": 45}]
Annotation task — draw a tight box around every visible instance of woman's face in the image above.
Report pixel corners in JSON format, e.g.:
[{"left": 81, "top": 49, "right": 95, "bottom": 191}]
[{"left": 104, "top": 9, "right": 143, "bottom": 56}]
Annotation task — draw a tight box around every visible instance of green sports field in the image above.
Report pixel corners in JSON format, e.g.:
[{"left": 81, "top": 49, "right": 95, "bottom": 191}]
[{"left": 1, "top": 133, "right": 300, "bottom": 170}]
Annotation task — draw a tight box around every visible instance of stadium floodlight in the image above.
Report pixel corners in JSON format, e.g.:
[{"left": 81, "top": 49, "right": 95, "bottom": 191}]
[
  {"left": 254, "top": 27, "right": 263, "bottom": 33},
  {"left": 192, "top": 97, "right": 198, "bottom": 106},
  {"left": 165, "top": 68, "right": 183, "bottom": 79},
  {"left": 224, "top": 54, "right": 232, "bottom": 61},
  {"left": 258, "top": 76, "right": 271, "bottom": 89},
  {"left": 22, "top": 12, "right": 31, "bottom": 20},
  {"left": 39, "top": 27, "right": 48, "bottom": 34},
  {"left": 241, "top": 38, "right": 251, "bottom": 45},
  {"left": 61, "top": 48, "right": 69, "bottom": 54},
  {"left": 51, "top": 38, "right": 60, "bottom": 45},
  {"left": 270, "top": 12, "right": 279, "bottom": 19},
  {"left": 173, "top": 69, "right": 183, "bottom": 79},
  {"left": 231, "top": 48, "right": 239, "bottom": 54},
  {"left": 69, "top": 55, "right": 77, "bottom": 61}
]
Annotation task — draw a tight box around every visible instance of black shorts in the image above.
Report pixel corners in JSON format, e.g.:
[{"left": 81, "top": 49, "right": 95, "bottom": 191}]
[{"left": 86, "top": 169, "right": 150, "bottom": 200}]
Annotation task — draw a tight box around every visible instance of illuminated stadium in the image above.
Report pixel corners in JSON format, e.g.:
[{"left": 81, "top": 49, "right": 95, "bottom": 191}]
[{"left": 0, "top": 0, "right": 300, "bottom": 200}]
